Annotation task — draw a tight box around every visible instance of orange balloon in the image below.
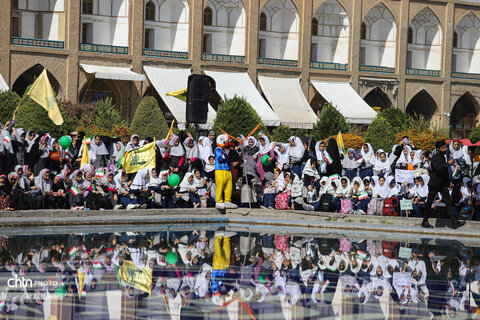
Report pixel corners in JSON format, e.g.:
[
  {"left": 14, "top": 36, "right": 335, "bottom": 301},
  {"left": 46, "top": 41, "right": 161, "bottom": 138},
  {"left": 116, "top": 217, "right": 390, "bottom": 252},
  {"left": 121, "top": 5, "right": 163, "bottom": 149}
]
[{"left": 49, "top": 151, "right": 60, "bottom": 162}]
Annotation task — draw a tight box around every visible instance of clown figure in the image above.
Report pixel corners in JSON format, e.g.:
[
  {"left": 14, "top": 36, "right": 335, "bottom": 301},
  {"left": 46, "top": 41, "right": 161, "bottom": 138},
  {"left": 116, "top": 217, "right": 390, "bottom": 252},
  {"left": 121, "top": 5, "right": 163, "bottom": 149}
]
[{"left": 214, "top": 134, "right": 238, "bottom": 209}]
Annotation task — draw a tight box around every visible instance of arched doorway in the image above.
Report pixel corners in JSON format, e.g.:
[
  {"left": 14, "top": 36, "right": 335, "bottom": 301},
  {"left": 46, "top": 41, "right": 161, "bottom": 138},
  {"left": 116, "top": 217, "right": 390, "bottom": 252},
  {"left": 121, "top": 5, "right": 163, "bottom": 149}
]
[
  {"left": 79, "top": 79, "right": 120, "bottom": 106},
  {"left": 450, "top": 93, "right": 479, "bottom": 138},
  {"left": 406, "top": 89, "right": 437, "bottom": 121},
  {"left": 12, "top": 64, "right": 61, "bottom": 96},
  {"left": 363, "top": 87, "right": 392, "bottom": 111}
]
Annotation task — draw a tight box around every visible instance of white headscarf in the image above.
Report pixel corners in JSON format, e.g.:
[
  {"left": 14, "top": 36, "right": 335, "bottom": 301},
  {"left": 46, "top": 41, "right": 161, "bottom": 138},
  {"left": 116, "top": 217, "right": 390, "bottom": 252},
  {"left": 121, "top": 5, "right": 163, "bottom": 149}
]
[
  {"left": 396, "top": 146, "right": 413, "bottom": 166},
  {"left": 343, "top": 148, "right": 361, "bottom": 169},
  {"left": 319, "top": 176, "right": 331, "bottom": 195},
  {"left": 258, "top": 135, "right": 273, "bottom": 155},
  {"left": 360, "top": 143, "right": 374, "bottom": 166},
  {"left": 387, "top": 176, "right": 400, "bottom": 198},
  {"left": 169, "top": 135, "right": 185, "bottom": 157},
  {"left": 109, "top": 141, "right": 124, "bottom": 163},
  {"left": 125, "top": 134, "right": 140, "bottom": 151},
  {"left": 410, "top": 175, "right": 429, "bottom": 198},
  {"left": 371, "top": 176, "right": 389, "bottom": 198},
  {"left": 449, "top": 141, "right": 464, "bottom": 160},
  {"left": 131, "top": 169, "right": 148, "bottom": 190},
  {"left": 302, "top": 159, "right": 320, "bottom": 180},
  {"left": 114, "top": 171, "right": 128, "bottom": 191},
  {"left": 34, "top": 169, "right": 52, "bottom": 193},
  {"left": 412, "top": 149, "right": 424, "bottom": 167},
  {"left": 183, "top": 137, "right": 199, "bottom": 159},
  {"left": 179, "top": 172, "right": 194, "bottom": 192},
  {"left": 288, "top": 136, "right": 304, "bottom": 159},
  {"left": 351, "top": 177, "right": 365, "bottom": 195},
  {"left": 336, "top": 177, "right": 351, "bottom": 196},
  {"left": 90, "top": 136, "right": 109, "bottom": 156},
  {"left": 198, "top": 136, "right": 212, "bottom": 163},
  {"left": 156, "top": 139, "right": 168, "bottom": 158},
  {"left": 373, "top": 150, "right": 391, "bottom": 172},
  {"left": 275, "top": 143, "right": 290, "bottom": 165},
  {"left": 26, "top": 130, "right": 38, "bottom": 153},
  {"left": 274, "top": 172, "right": 285, "bottom": 192},
  {"left": 100, "top": 172, "right": 116, "bottom": 189}
]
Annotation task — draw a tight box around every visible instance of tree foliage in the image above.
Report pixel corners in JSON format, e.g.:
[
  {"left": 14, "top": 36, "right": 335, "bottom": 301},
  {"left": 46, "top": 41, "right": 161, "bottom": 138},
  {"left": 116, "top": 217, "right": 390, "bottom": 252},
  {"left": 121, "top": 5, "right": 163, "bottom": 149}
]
[
  {"left": 130, "top": 96, "right": 169, "bottom": 140},
  {"left": 213, "top": 96, "right": 267, "bottom": 139},
  {"left": 271, "top": 125, "right": 293, "bottom": 142},
  {"left": 15, "top": 96, "right": 73, "bottom": 138},
  {"left": 365, "top": 117, "right": 397, "bottom": 151},
  {"left": 378, "top": 108, "right": 409, "bottom": 133},
  {"left": 91, "top": 97, "right": 126, "bottom": 133},
  {"left": 0, "top": 91, "right": 20, "bottom": 125},
  {"left": 311, "top": 104, "right": 350, "bottom": 141},
  {"left": 469, "top": 125, "right": 480, "bottom": 144}
]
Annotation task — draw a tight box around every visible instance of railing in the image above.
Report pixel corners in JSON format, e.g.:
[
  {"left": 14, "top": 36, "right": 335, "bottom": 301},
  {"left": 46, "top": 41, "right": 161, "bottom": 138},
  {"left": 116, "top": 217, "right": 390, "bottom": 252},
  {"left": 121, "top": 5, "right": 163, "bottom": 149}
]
[
  {"left": 310, "top": 61, "right": 348, "bottom": 71},
  {"left": 11, "top": 37, "right": 64, "bottom": 49},
  {"left": 406, "top": 68, "right": 440, "bottom": 77},
  {"left": 202, "top": 53, "right": 245, "bottom": 64},
  {"left": 80, "top": 43, "right": 128, "bottom": 54},
  {"left": 360, "top": 64, "right": 395, "bottom": 74},
  {"left": 258, "top": 57, "right": 298, "bottom": 67},
  {"left": 143, "top": 48, "right": 188, "bottom": 60},
  {"left": 452, "top": 71, "right": 480, "bottom": 81}
]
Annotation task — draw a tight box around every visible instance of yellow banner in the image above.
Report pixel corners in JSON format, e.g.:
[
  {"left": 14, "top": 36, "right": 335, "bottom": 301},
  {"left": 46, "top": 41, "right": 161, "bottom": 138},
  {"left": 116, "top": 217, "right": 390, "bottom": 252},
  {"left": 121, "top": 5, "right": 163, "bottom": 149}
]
[
  {"left": 337, "top": 131, "right": 345, "bottom": 157},
  {"left": 80, "top": 137, "right": 90, "bottom": 167},
  {"left": 122, "top": 140, "right": 156, "bottom": 174},
  {"left": 166, "top": 88, "right": 187, "bottom": 102},
  {"left": 118, "top": 260, "right": 152, "bottom": 294},
  {"left": 77, "top": 271, "right": 85, "bottom": 299},
  {"left": 27, "top": 68, "right": 64, "bottom": 125}
]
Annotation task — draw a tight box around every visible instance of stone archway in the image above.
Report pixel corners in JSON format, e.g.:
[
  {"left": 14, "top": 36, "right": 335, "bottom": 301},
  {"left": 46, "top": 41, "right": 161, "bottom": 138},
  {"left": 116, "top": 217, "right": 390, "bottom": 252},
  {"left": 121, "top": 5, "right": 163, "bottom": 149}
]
[
  {"left": 12, "top": 64, "right": 61, "bottom": 96},
  {"left": 450, "top": 92, "right": 479, "bottom": 138},
  {"left": 363, "top": 87, "right": 392, "bottom": 111},
  {"left": 406, "top": 89, "right": 437, "bottom": 121}
]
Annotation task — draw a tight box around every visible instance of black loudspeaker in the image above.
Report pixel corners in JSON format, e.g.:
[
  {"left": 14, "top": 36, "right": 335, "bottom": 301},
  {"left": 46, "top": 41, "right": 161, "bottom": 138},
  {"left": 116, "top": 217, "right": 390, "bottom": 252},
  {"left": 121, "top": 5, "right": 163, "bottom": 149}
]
[{"left": 186, "top": 74, "right": 216, "bottom": 124}]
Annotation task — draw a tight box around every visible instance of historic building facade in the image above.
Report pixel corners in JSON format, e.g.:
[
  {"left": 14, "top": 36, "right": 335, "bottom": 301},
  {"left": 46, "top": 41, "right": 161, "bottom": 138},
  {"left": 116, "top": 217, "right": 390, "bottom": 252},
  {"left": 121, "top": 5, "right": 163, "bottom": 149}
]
[{"left": 2, "top": 0, "right": 480, "bottom": 135}]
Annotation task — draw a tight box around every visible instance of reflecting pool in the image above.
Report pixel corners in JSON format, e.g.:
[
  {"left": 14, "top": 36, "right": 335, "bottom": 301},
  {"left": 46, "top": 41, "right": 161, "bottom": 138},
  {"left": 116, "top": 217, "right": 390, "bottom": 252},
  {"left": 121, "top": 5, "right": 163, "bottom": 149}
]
[{"left": 0, "top": 227, "right": 479, "bottom": 319}]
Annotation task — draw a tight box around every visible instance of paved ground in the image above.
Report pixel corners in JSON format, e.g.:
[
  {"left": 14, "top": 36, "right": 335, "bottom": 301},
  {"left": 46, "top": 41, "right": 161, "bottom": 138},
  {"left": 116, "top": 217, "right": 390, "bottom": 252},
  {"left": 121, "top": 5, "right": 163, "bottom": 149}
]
[{"left": 0, "top": 208, "right": 478, "bottom": 244}]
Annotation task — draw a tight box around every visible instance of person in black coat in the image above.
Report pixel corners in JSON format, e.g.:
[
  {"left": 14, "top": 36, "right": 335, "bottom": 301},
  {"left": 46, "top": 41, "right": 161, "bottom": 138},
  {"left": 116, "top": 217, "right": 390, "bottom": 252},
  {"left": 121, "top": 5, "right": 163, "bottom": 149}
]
[{"left": 422, "top": 140, "right": 465, "bottom": 229}]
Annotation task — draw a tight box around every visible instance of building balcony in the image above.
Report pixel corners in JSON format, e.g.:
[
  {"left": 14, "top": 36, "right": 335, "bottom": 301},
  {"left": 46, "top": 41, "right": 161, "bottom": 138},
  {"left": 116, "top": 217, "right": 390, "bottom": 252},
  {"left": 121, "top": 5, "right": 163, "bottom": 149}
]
[
  {"left": 143, "top": 48, "right": 188, "bottom": 60},
  {"left": 11, "top": 37, "right": 64, "bottom": 49},
  {"left": 452, "top": 71, "right": 480, "bottom": 81},
  {"left": 80, "top": 43, "right": 128, "bottom": 55},
  {"left": 258, "top": 57, "right": 298, "bottom": 68},
  {"left": 202, "top": 53, "right": 245, "bottom": 64},
  {"left": 310, "top": 61, "right": 348, "bottom": 71},
  {"left": 406, "top": 68, "right": 440, "bottom": 77},
  {"left": 360, "top": 64, "right": 395, "bottom": 74}
]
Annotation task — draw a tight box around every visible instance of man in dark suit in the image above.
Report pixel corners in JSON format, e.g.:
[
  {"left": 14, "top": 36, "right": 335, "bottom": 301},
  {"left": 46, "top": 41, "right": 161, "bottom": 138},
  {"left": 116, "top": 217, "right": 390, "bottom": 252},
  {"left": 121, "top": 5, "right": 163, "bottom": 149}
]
[{"left": 422, "top": 140, "right": 466, "bottom": 229}]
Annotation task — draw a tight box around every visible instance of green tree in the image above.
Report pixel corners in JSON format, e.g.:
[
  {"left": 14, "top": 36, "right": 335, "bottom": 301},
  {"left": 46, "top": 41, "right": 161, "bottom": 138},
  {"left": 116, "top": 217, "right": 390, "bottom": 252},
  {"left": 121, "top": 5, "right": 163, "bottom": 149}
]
[
  {"left": 365, "top": 116, "right": 397, "bottom": 151},
  {"left": 15, "top": 96, "right": 73, "bottom": 138},
  {"left": 0, "top": 91, "right": 20, "bottom": 125},
  {"left": 271, "top": 124, "right": 293, "bottom": 142},
  {"left": 130, "top": 96, "right": 169, "bottom": 139},
  {"left": 469, "top": 125, "right": 480, "bottom": 144},
  {"left": 378, "top": 108, "right": 409, "bottom": 133},
  {"left": 213, "top": 96, "right": 267, "bottom": 139},
  {"left": 295, "top": 129, "right": 310, "bottom": 140},
  {"left": 91, "top": 97, "right": 126, "bottom": 132},
  {"left": 311, "top": 104, "right": 350, "bottom": 141}
]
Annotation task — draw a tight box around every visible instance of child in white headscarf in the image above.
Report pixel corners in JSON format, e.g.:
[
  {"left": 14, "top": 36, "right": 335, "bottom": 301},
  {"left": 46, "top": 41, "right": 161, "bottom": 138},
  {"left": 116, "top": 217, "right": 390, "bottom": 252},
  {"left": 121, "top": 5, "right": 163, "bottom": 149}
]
[
  {"left": 359, "top": 143, "right": 374, "bottom": 179},
  {"left": 342, "top": 148, "right": 362, "bottom": 180},
  {"left": 289, "top": 136, "right": 304, "bottom": 177},
  {"left": 373, "top": 150, "right": 391, "bottom": 177}
]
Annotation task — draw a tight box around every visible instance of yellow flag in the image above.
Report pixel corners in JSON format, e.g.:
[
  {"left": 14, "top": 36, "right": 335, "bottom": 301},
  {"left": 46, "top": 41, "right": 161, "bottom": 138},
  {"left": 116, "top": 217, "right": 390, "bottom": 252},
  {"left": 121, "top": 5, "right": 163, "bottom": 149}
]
[
  {"left": 118, "top": 260, "right": 153, "bottom": 294},
  {"left": 165, "top": 119, "right": 175, "bottom": 140},
  {"left": 337, "top": 131, "right": 346, "bottom": 157},
  {"left": 122, "top": 140, "right": 156, "bottom": 174},
  {"left": 166, "top": 88, "right": 187, "bottom": 102},
  {"left": 77, "top": 271, "right": 86, "bottom": 299},
  {"left": 80, "top": 137, "right": 90, "bottom": 167},
  {"left": 27, "top": 68, "right": 64, "bottom": 125}
]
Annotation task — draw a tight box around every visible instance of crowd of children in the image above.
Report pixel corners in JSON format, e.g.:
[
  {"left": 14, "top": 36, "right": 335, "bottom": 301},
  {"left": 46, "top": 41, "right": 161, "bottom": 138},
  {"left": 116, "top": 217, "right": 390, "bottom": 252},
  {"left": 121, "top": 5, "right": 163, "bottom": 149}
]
[{"left": 0, "top": 121, "right": 477, "bottom": 220}]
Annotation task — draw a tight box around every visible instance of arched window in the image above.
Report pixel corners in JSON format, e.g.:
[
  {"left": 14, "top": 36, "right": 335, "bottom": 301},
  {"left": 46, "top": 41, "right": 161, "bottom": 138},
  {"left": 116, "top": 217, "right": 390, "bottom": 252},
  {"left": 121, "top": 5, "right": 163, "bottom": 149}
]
[
  {"left": 360, "top": 22, "right": 366, "bottom": 40},
  {"left": 407, "top": 27, "right": 413, "bottom": 44},
  {"left": 145, "top": 1, "right": 155, "bottom": 21},
  {"left": 312, "top": 18, "right": 318, "bottom": 36},
  {"left": 259, "top": 12, "right": 267, "bottom": 31},
  {"left": 453, "top": 31, "right": 458, "bottom": 48},
  {"left": 82, "top": 0, "right": 93, "bottom": 14},
  {"left": 204, "top": 7, "right": 213, "bottom": 26}
]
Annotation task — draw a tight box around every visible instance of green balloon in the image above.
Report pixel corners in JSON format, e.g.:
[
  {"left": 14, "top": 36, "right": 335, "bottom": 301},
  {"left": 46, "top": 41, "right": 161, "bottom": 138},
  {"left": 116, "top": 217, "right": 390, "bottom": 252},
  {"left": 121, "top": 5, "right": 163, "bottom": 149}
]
[
  {"left": 54, "top": 285, "right": 67, "bottom": 298},
  {"left": 261, "top": 155, "right": 271, "bottom": 166},
  {"left": 166, "top": 251, "right": 178, "bottom": 265},
  {"left": 168, "top": 173, "right": 181, "bottom": 187},
  {"left": 59, "top": 136, "right": 72, "bottom": 149}
]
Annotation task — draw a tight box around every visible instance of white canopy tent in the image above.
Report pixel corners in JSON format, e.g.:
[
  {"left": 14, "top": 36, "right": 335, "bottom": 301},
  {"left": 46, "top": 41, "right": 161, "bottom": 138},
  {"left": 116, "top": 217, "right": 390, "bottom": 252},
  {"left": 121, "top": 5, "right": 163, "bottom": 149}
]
[
  {"left": 80, "top": 64, "right": 146, "bottom": 81},
  {"left": 143, "top": 66, "right": 216, "bottom": 127},
  {"left": 257, "top": 76, "right": 318, "bottom": 129},
  {"left": 204, "top": 70, "right": 280, "bottom": 126},
  {"left": 0, "top": 73, "right": 8, "bottom": 92},
  {"left": 311, "top": 80, "right": 378, "bottom": 124}
]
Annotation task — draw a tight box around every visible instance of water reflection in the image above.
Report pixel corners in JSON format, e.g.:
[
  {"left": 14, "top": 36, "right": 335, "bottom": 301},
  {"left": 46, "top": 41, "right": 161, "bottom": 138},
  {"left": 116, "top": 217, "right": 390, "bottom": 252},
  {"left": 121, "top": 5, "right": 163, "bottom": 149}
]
[{"left": 0, "top": 230, "right": 478, "bottom": 319}]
